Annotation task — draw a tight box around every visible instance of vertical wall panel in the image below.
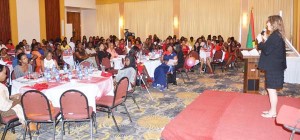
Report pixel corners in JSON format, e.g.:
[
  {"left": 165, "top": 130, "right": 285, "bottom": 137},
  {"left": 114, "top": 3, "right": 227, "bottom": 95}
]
[
  {"left": 16, "top": 0, "right": 40, "bottom": 42},
  {"left": 0, "top": 0, "right": 11, "bottom": 43},
  {"left": 45, "top": 0, "right": 61, "bottom": 41}
]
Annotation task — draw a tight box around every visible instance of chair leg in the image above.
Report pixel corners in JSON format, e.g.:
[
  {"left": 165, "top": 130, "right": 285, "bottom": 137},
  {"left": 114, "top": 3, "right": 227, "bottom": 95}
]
[
  {"left": 23, "top": 122, "right": 28, "bottom": 140},
  {"left": 93, "top": 112, "right": 97, "bottom": 132},
  {"left": 179, "top": 71, "right": 185, "bottom": 83},
  {"left": 61, "top": 121, "right": 64, "bottom": 140},
  {"left": 123, "top": 103, "right": 132, "bottom": 122},
  {"left": 131, "top": 95, "right": 140, "bottom": 109},
  {"left": 184, "top": 71, "right": 190, "bottom": 81},
  {"left": 28, "top": 122, "right": 32, "bottom": 140},
  {"left": 1, "top": 124, "right": 9, "bottom": 140},
  {"left": 53, "top": 121, "right": 56, "bottom": 139},
  {"left": 36, "top": 123, "right": 40, "bottom": 135},
  {"left": 290, "top": 130, "right": 296, "bottom": 140},
  {"left": 68, "top": 122, "right": 70, "bottom": 134},
  {"left": 111, "top": 109, "right": 120, "bottom": 131},
  {"left": 90, "top": 119, "right": 93, "bottom": 140},
  {"left": 11, "top": 127, "right": 15, "bottom": 134}
]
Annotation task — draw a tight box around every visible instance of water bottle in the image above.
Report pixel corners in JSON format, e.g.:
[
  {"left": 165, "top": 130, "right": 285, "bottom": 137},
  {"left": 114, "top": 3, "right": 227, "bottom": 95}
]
[
  {"left": 84, "top": 67, "right": 89, "bottom": 78},
  {"left": 68, "top": 70, "right": 72, "bottom": 81},
  {"left": 63, "top": 63, "right": 68, "bottom": 73},
  {"left": 55, "top": 72, "right": 60, "bottom": 82},
  {"left": 46, "top": 70, "right": 51, "bottom": 81},
  {"left": 89, "top": 63, "right": 94, "bottom": 74},
  {"left": 78, "top": 70, "right": 83, "bottom": 80}
]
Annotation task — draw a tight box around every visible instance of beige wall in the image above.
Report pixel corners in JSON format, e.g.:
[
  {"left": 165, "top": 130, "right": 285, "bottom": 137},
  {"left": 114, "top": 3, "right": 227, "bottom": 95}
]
[
  {"left": 81, "top": 9, "right": 98, "bottom": 37},
  {"left": 16, "top": 0, "right": 41, "bottom": 42},
  {"left": 65, "top": 0, "right": 96, "bottom": 9}
]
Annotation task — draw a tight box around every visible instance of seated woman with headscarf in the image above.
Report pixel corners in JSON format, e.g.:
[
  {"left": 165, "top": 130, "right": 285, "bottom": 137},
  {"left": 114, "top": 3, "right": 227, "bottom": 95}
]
[{"left": 115, "top": 55, "right": 136, "bottom": 91}]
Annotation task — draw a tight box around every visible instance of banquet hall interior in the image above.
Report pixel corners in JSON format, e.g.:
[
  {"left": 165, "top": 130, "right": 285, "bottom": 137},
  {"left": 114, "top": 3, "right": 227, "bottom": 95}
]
[{"left": 0, "top": 0, "right": 300, "bottom": 139}]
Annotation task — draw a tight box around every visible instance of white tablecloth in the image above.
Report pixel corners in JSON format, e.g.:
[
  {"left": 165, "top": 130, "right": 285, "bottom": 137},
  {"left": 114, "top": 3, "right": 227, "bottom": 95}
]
[
  {"left": 284, "top": 57, "right": 300, "bottom": 84},
  {"left": 63, "top": 55, "right": 75, "bottom": 68},
  {"left": 140, "top": 59, "right": 161, "bottom": 77},
  {"left": 11, "top": 72, "right": 114, "bottom": 111}
]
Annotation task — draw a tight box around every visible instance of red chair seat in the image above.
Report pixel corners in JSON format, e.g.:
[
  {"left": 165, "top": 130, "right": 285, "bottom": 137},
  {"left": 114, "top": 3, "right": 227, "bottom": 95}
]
[
  {"left": 96, "top": 96, "right": 122, "bottom": 107},
  {"left": 27, "top": 108, "right": 60, "bottom": 121},
  {"left": 1, "top": 115, "right": 18, "bottom": 124},
  {"left": 63, "top": 106, "right": 93, "bottom": 120}
]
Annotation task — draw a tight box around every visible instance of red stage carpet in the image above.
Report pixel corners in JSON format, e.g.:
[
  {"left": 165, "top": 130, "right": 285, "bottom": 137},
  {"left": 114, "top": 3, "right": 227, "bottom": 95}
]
[{"left": 161, "top": 90, "right": 300, "bottom": 140}]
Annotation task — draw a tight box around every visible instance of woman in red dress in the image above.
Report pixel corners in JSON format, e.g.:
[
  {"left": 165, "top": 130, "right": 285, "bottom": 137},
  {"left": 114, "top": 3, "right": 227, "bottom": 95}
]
[{"left": 181, "top": 40, "right": 190, "bottom": 56}]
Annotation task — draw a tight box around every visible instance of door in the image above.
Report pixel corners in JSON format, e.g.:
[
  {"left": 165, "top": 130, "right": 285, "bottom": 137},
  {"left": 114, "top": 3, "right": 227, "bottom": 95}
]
[{"left": 67, "top": 12, "right": 81, "bottom": 42}]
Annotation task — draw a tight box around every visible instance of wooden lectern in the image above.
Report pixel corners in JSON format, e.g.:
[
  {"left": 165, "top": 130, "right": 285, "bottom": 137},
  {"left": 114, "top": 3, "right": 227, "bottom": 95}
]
[{"left": 242, "top": 55, "right": 260, "bottom": 94}]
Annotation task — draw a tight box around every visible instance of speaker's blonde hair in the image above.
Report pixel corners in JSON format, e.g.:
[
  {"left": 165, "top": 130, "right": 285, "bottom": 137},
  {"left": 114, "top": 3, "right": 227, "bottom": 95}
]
[{"left": 267, "top": 15, "right": 285, "bottom": 38}]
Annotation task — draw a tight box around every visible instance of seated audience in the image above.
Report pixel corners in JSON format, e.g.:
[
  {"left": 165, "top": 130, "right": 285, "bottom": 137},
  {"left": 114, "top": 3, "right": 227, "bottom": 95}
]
[
  {"left": 181, "top": 40, "right": 190, "bottom": 56},
  {"left": 31, "top": 44, "right": 43, "bottom": 72},
  {"left": 12, "top": 46, "right": 36, "bottom": 68},
  {"left": 107, "top": 42, "right": 118, "bottom": 58},
  {"left": 60, "top": 40, "right": 71, "bottom": 51},
  {"left": 174, "top": 43, "right": 184, "bottom": 72},
  {"left": 97, "top": 44, "right": 111, "bottom": 64},
  {"left": 6, "top": 39, "right": 15, "bottom": 51},
  {"left": 41, "top": 51, "right": 59, "bottom": 71},
  {"left": 0, "top": 40, "right": 7, "bottom": 50},
  {"left": 0, "top": 48, "right": 11, "bottom": 62},
  {"left": 115, "top": 55, "right": 136, "bottom": 91},
  {"left": 69, "top": 37, "right": 75, "bottom": 51},
  {"left": 74, "top": 43, "right": 90, "bottom": 64},
  {"left": 14, "top": 53, "right": 33, "bottom": 78},
  {"left": 85, "top": 42, "right": 97, "bottom": 56},
  {"left": 0, "top": 63, "right": 25, "bottom": 125},
  {"left": 163, "top": 45, "right": 178, "bottom": 85},
  {"left": 152, "top": 56, "right": 172, "bottom": 91}
]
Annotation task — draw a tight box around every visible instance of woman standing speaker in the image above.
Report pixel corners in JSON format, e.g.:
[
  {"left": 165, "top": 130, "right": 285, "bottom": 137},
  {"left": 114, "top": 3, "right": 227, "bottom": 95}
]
[{"left": 256, "top": 15, "right": 287, "bottom": 118}]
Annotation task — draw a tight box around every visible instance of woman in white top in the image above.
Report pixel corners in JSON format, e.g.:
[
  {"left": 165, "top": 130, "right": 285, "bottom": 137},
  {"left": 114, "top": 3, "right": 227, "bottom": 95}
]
[
  {"left": 41, "top": 51, "right": 59, "bottom": 71},
  {"left": 199, "top": 43, "right": 213, "bottom": 74},
  {"left": 0, "top": 63, "right": 25, "bottom": 125}
]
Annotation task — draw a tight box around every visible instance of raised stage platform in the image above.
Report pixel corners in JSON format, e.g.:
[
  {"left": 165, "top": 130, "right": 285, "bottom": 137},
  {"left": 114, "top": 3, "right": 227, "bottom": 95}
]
[{"left": 161, "top": 90, "right": 300, "bottom": 140}]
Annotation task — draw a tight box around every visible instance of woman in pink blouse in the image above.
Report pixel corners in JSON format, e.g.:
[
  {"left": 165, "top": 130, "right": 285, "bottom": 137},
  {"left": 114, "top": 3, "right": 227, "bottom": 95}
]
[{"left": 107, "top": 42, "right": 118, "bottom": 58}]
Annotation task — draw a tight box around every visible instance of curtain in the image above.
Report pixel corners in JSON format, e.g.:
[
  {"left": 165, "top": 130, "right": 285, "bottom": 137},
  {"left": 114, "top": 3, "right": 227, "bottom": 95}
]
[
  {"left": 124, "top": 0, "right": 174, "bottom": 41},
  {"left": 248, "top": 0, "right": 293, "bottom": 41},
  {"left": 0, "top": 0, "right": 11, "bottom": 43},
  {"left": 180, "top": 0, "right": 241, "bottom": 40},
  {"left": 96, "top": 3, "right": 119, "bottom": 39}
]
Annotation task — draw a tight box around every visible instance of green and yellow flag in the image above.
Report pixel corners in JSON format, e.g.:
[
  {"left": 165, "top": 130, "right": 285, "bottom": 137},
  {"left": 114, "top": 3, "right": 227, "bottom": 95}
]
[{"left": 246, "top": 9, "right": 256, "bottom": 48}]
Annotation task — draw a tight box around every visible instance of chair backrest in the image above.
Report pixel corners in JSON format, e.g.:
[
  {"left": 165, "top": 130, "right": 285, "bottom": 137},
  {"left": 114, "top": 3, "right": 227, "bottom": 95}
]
[
  {"left": 115, "top": 47, "right": 124, "bottom": 55},
  {"left": 102, "top": 57, "right": 112, "bottom": 69},
  {"left": 60, "top": 89, "right": 90, "bottom": 119},
  {"left": 21, "top": 90, "right": 53, "bottom": 121},
  {"left": 11, "top": 70, "right": 16, "bottom": 81},
  {"left": 189, "top": 51, "right": 199, "bottom": 60},
  {"left": 184, "top": 57, "right": 192, "bottom": 70},
  {"left": 212, "top": 50, "right": 223, "bottom": 62},
  {"left": 113, "top": 77, "right": 129, "bottom": 106},
  {"left": 80, "top": 60, "right": 91, "bottom": 68}
]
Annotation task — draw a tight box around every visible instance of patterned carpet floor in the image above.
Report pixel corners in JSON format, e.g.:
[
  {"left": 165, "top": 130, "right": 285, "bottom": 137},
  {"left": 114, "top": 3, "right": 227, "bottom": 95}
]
[{"left": 1, "top": 66, "right": 300, "bottom": 140}]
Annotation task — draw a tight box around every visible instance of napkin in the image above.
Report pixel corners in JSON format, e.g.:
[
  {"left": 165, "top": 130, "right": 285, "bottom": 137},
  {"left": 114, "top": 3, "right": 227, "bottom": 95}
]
[
  {"left": 33, "top": 83, "right": 49, "bottom": 90},
  {"left": 5, "top": 61, "right": 12, "bottom": 65},
  {"left": 101, "top": 72, "right": 112, "bottom": 77}
]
